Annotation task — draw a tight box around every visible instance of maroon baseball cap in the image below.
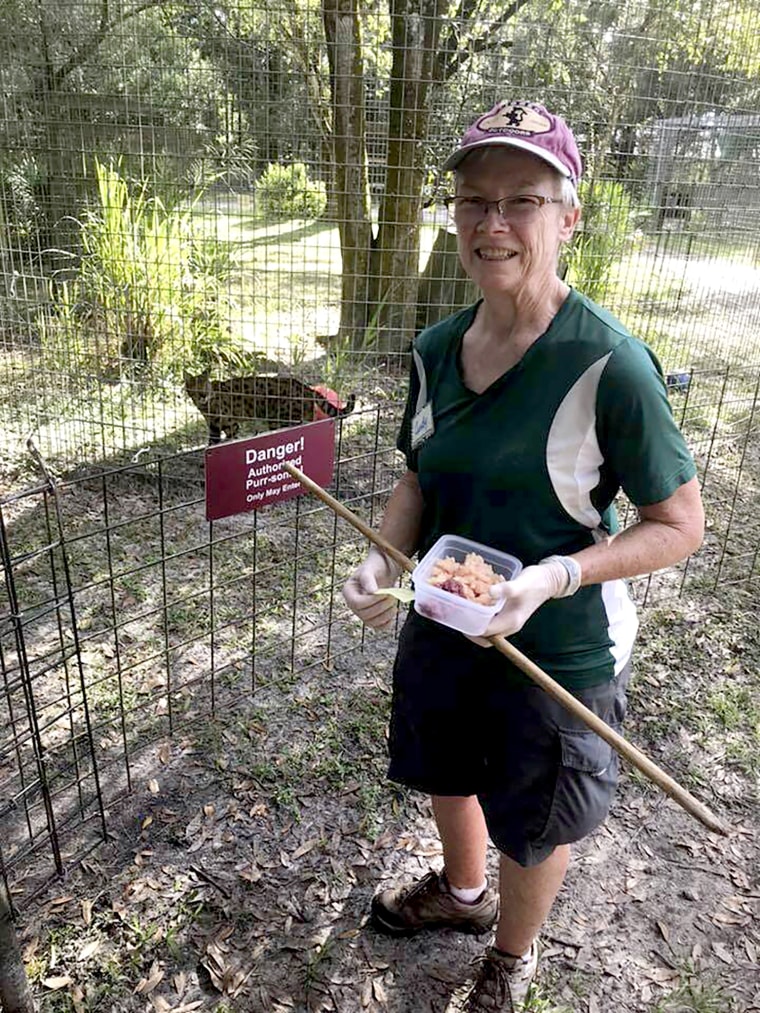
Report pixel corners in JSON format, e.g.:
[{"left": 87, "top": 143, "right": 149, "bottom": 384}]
[{"left": 442, "top": 100, "right": 582, "bottom": 185}]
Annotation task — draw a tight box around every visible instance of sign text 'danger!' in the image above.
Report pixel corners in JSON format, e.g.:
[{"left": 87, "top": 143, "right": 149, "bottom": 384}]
[{"left": 204, "top": 419, "right": 335, "bottom": 520}]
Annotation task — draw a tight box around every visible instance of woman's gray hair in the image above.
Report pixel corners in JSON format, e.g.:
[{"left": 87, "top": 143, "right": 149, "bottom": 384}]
[
  {"left": 561, "top": 177, "right": 580, "bottom": 208},
  {"left": 453, "top": 150, "right": 581, "bottom": 208}
]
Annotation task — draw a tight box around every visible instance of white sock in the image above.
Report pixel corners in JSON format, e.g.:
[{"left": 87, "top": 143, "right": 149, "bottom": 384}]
[
  {"left": 448, "top": 879, "right": 487, "bottom": 904},
  {"left": 494, "top": 944, "right": 533, "bottom": 963}
]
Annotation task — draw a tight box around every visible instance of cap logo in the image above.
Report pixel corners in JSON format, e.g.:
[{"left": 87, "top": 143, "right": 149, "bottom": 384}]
[
  {"left": 477, "top": 101, "right": 551, "bottom": 137},
  {"left": 442, "top": 98, "right": 582, "bottom": 183}
]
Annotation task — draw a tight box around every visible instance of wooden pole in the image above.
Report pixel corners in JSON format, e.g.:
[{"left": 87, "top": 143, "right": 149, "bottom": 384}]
[{"left": 283, "top": 462, "right": 729, "bottom": 837}]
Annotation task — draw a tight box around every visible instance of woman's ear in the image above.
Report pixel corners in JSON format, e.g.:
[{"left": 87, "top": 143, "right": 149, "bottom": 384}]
[{"left": 559, "top": 205, "right": 581, "bottom": 243}]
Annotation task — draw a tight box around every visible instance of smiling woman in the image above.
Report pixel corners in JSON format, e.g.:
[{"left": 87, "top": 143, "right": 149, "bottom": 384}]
[
  {"left": 341, "top": 98, "right": 704, "bottom": 1013},
  {"left": 448, "top": 145, "right": 580, "bottom": 336}
]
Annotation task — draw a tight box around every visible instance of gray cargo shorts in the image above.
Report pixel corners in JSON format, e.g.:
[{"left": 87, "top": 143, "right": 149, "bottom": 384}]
[{"left": 388, "top": 610, "right": 631, "bottom": 867}]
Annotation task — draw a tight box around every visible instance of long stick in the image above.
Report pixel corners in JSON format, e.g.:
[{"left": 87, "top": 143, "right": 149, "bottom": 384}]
[{"left": 283, "top": 462, "right": 728, "bottom": 837}]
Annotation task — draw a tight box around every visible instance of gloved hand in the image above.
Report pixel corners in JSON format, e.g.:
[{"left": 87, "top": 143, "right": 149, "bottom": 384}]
[
  {"left": 342, "top": 547, "right": 403, "bottom": 630},
  {"left": 470, "top": 558, "right": 572, "bottom": 646}
]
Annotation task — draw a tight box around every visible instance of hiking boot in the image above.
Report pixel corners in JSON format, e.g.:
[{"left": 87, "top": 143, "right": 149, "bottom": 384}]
[
  {"left": 446, "top": 941, "right": 539, "bottom": 1012},
  {"left": 370, "top": 870, "right": 498, "bottom": 936}
]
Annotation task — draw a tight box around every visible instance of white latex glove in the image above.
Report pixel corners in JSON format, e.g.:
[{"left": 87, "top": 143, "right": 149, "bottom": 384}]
[
  {"left": 469, "top": 559, "right": 570, "bottom": 646},
  {"left": 342, "top": 547, "right": 403, "bottom": 630}
]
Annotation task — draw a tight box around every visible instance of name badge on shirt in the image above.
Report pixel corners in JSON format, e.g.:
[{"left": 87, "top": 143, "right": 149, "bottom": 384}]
[{"left": 411, "top": 402, "right": 434, "bottom": 449}]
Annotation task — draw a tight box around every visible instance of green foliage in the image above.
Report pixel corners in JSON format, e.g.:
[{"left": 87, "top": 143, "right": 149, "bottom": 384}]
[
  {"left": 199, "top": 129, "right": 259, "bottom": 191},
  {"left": 256, "top": 162, "right": 327, "bottom": 220},
  {"left": 653, "top": 975, "right": 734, "bottom": 1012},
  {"left": 564, "top": 178, "right": 638, "bottom": 303},
  {"left": 38, "top": 159, "right": 244, "bottom": 380}
]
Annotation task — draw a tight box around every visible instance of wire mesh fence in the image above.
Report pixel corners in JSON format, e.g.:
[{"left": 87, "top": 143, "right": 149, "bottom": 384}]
[
  {"left": 1, "top": 406, "right": 399, "bottom": 904},
  {"left": 634, "top": 363, "right": 760, "bottom": 600},
  {"left": 2, "top": 358, "right": 760, "bottom": 905},
  {"left": 2, "top": 0, "right": 760, "bottom": 915}
]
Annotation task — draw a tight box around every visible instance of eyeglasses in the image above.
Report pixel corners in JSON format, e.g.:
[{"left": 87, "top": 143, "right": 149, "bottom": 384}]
[{"left": 444, "top": 194, "right": 560, "bottom": 226}]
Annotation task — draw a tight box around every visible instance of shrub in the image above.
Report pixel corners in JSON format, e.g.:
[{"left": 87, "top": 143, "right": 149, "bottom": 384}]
[
  {"left": 564, "top": 178, "right": 637, "bottom": 303},
  {"left": 256, "top": 162, "right": 326, "bottom": 220},
  {"left": 39, "top": 159, "right": 241, "bottom": 380}
]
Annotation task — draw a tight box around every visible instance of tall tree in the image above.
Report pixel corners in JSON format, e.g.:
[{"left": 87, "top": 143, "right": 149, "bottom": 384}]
[
  {"left": 368, "top": 0, "right": 445, "bottom": 352},
  {"left": 322, "top": 0, "right": 374, "bottom": 344},
  {"left": 328, "top": 0, "right": 760, "bottom": 352},
  {"left": 324, "top": 0, "right": 449, "bottom": 351},
  {"left": 324, "top": 0, "right": 535, "bottom": 352}
]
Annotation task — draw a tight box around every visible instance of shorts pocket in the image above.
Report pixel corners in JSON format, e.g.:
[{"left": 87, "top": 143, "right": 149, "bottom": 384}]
[
  {"left": 560, "top": 727, "right": 614, "bottom": 776},
  {"left": 537, "top": 727, "right": 619, "bottom": 847}
]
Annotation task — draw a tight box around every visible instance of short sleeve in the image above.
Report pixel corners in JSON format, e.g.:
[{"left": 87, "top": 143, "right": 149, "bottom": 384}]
[
  {"left": 596, "top": 339, "right": 697, "bottom": 506},
  {"left": 396, "top": 351, "right": 422, "bottom": 471}
]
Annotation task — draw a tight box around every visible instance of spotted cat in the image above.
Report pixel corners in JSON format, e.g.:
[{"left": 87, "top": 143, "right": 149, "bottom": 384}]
[{"left": 184, "top": 372, "right": 356, "bottom": 443}]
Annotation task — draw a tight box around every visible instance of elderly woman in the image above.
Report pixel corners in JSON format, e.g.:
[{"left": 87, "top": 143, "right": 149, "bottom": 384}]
[{"left": 343, "top": 99, "right": 704, "bottom": 1012}]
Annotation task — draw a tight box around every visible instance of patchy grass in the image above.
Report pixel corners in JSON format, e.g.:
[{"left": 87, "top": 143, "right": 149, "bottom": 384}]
[
  {"left": 654, "top": 974, "right": 736, "bottom": 1012},
  {"left": 191, "top": 197, "right": 443, "bottom": 364},
  {"left": 609, "top": 239, "right": 760, "bottom": 369}
]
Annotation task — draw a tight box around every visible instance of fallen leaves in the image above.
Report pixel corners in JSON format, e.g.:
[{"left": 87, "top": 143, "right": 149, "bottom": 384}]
[
  {"left": 13, "top": 589, "right": 758, "bottom": 1013},
  {"left": 640, "top": 965, "right": 680, "bottom": 986},
  {"left": 200, "top": 927, "right": 255, "bottom": 998},
  {"left": 48, "top": 895, "right": 75, "bottom": 909},
  {"left": 358, "top": 974, "right": 390, "bottom": 1008},
  {"left": 135, "top": 961, "right": 165, "bottom": 994},
  {"left": 42, "top": 975, "right": 72, "bottom": 990},
  {"left": 77, "top": 939, "right": 100, "bottom": 961},
  {"left": 712, "top": 940, "right": 734, "bottom": 964},
  {"left": 711, "top": 894, "right": 754, "bottom": 927},
  {"left": 150, "top": 999, "right": 204, "bottom": 1013},
  {"left": 360, "top": 978, "right": 373, "bottom": 1007},
  {"left": 291, "top": 837, "right": 321, "bottom": 861},
  {"left": 236, "top": 861, "right": 263, "bottom": 884},
  {"left": 372, "top": 977, "right": 388, "bottom": 1003},
  {"left": 395, "top": 833, "right": 442, "bottom": 858}
]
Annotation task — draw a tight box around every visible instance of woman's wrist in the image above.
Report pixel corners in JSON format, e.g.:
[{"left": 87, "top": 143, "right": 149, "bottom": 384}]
[
  {"left": 369, "top": 544, "right": 402, "bottom": 577},
  {"left": 538, "top": 555, "right": 582, "bottom": 597}
]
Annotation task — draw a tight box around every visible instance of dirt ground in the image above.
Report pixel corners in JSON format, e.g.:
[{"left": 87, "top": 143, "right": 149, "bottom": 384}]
[{"left": 15, "top": 585, "right": 759, "bottom": 1013}]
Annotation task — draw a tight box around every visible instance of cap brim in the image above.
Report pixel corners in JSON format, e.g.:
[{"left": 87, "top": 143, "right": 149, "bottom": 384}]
[{"left": 442, "top": 136, "right": 573, "bottom": 180}]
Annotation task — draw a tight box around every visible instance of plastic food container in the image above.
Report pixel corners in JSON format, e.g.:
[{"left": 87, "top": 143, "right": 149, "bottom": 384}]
[{"left": 412, "top": 534, "right": 522, "bottom": 636}]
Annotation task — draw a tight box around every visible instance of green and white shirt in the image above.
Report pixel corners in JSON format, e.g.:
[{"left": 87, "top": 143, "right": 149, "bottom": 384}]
[{"left": 398, "top": 289, "right": 697, "bottom": 688}]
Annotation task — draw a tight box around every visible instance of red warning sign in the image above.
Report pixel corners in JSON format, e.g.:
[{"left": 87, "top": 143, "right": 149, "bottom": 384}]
[{"left": 204, "top": 419, "right": 335, "bottom": 520}]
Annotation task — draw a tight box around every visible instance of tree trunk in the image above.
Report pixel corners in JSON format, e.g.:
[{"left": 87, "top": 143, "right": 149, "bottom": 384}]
[
  {"left": 416, "top": 226, "right": 477, "bottom": 332},
  {"left": 322, "top": 0, "right": 374, "bottom": 345},
  {"left": 370, "top": 0, "right": 445, "bottom": 354},
  {"left": 31, "top": 4, "right": 83, "bottom": 260},
  {"left": 0, "top": 883, "right": 35, "bottom": 1013},
  {"left": 322, "top": 0, "right": 534, "bottom": 354}
]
